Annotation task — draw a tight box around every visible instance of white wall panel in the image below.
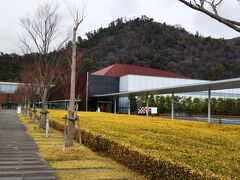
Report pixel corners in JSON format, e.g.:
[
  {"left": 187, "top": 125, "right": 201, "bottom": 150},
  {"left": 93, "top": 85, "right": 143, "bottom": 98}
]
[
  {"left": 120, "top": 75, "right": 211, "bottom": 92},
  {"left": 119, "top": 76, "right": 129, "bottom": 92}
]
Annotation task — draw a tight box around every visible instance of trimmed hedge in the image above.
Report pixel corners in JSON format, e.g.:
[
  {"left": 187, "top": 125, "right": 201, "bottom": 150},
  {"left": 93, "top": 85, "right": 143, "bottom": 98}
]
[{"left": 48, "top": 119, "right": 222, "bottom": 180}]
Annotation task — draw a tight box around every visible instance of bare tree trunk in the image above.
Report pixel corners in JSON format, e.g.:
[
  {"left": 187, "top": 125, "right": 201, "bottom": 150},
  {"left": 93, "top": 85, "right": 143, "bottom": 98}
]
[
  {"left": 27, "top": 98, "right": 30, "bottom": 117},
  {"left": 23, "top": 97, "right": 27, "bottom": 115},
  {"left": 31, "top": 102, "right": 36, "bottom": 122},
  {"left": 39, "top": 88, "right": 48, "bottom": 129},
  {"left": 64, "top": 2, "right": 84, "bottom": 147},
  {"left": 65, "top": 27, "right": 77, "bottom": 147}
]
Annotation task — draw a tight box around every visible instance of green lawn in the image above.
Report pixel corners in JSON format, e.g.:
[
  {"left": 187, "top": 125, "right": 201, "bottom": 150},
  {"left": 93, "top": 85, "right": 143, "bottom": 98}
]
[{"left": 47, "top": 110, "right": 240, "bottom": 179}]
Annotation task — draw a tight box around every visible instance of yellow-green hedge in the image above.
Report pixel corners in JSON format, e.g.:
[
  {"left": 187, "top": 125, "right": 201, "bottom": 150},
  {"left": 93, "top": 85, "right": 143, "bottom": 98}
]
[{"left": 48, "top": 119, "right": 222, "bottom": 179}]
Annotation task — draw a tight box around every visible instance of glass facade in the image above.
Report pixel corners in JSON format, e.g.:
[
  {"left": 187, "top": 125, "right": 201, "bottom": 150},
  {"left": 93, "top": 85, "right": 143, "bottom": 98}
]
[
  {"left": 0, "top": 82, "right": 22, "bottom": 94},
  {"left": 118, "top": 75, "right": 240, "bottom": 113},
  {"left": 0, "top": 82, "right": 23, "bottom": 109},
  {"left": 48, "top": 101, "right": 68, "bottom": 110}
]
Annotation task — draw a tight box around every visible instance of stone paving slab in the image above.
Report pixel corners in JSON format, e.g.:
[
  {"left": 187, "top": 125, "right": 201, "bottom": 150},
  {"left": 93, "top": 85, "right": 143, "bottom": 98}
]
[
  {"left": 0, "top": 164, "right": 50, "bottom": 170},
  {"left": 0, "top": 110, "right": 56, "bottom": 180}
]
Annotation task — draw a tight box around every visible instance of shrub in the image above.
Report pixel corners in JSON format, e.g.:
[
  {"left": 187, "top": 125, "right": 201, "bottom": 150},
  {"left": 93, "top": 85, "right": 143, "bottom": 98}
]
[{"left": 48, "top": 119, "right": 222, "bottom": 179}]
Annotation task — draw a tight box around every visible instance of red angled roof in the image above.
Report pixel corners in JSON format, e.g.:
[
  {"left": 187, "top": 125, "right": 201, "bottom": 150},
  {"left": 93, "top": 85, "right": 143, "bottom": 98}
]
[{"left": 91, "top": 64, "right": 190, "bottom": 79}]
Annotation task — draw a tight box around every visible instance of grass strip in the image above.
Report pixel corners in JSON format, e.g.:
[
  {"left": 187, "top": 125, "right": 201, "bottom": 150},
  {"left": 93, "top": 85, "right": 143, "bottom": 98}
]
[{"left": 19, "top": 115, "right": 145, "bottom": 180}]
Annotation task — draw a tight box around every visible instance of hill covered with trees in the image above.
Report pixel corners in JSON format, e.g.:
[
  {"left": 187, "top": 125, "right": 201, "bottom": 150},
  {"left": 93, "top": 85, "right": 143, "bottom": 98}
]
[
  {"left": 78, "top": 16, "right": 240, "bottom": 80},
  {"left": 0, "top": 53, "right": 21, "bottom": 82},
  {"left": 1, "top": 15, "right": 240, "bottom": 82}
]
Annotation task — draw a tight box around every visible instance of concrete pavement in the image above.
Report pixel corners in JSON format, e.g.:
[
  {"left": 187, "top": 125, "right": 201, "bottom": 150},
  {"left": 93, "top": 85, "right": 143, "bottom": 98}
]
[{"left": 0, "top": 110, "right": 56, "bottom": 180}]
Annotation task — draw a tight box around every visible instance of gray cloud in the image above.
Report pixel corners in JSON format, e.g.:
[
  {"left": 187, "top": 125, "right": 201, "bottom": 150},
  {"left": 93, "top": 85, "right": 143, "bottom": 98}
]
[
  {"left": 0, "top": 0, "right": 239, "bottom": 54},
  {"left": 109, "top": 0, "right": 140, "bottom": 17}
]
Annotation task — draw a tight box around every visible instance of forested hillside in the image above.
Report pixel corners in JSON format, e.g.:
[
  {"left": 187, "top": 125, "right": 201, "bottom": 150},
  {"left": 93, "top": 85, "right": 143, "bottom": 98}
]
[
  {"left": 0, "top": 53, "right": 21, "bottom": 82},
  {"left": 1, "top": 15, "right": 240, "bottom": 82},
  {"left": 78, "top": 16, "right": 240, "bottom": 80}
]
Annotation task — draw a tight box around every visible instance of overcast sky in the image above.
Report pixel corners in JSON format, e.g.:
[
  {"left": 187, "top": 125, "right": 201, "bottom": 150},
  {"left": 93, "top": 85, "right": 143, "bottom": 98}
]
[{"left": 0, "top": 0, "right": 239, "bottom": 54}]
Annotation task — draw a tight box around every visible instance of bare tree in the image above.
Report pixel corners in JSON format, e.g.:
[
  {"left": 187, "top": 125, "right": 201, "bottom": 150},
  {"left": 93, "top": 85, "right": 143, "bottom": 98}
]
[
  {"left": 178, "top": 0, "right": 240, "bottom": 32},
  {"left": 20, "top": 2, "right": 70, "bottom": 128},
  {"left": 0, "top": 91, "right": 7, "bottom": 109},
  {"left": 12, "top": 86, "right": 28, "bottom": 115},
  {"left": 63, "top": 1, "right": 85, "bottom": 147},
  {"left": 56, "top": 49, "right": 83, "bottom": 101},
  {"left": 19, "top": 69, "right": 39, "bottom": 121}
]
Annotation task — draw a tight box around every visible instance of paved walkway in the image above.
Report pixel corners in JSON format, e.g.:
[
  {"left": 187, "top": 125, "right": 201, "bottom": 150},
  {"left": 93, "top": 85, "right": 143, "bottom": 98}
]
[
  {"left": 175, "top": 116, "right": 240, "bottom": 125},
  {"left": 159, "top": 115, "right": 240, "bottom": 125},
  {"left": 0, "top": 110, "right": 56, "bottom": 180}
]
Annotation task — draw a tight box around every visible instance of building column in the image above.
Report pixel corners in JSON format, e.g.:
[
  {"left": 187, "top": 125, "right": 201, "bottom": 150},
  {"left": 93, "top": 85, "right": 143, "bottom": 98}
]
[
  {"left": 146, "top": 97, "right": 149, "bottom": 117},
  {"left": 64, "top": 101, "right": 67, "bottom": 110},
  {"left": 97, "top": 97, "right": 100, "bottom": 112},
  {"left": 85, "top": 72, "right": 89, "bottom": 112},
  {"left": 114, "top": 97, "right": 117, "bottom": 114},
  {"left": 208, "top": 89, "right": 211, "bottom": 123},
  {"left": 128, "top": 96, "right": 131, "bottom": 115},
  {"left": 171, "top": 92, "right": 174, "bottom": 119}
]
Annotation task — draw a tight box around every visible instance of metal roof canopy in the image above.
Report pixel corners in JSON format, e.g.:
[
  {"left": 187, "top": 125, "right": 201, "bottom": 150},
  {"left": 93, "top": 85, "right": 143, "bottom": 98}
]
[{"left": 93, "top": 77, "right": 240, "bottom": 98}]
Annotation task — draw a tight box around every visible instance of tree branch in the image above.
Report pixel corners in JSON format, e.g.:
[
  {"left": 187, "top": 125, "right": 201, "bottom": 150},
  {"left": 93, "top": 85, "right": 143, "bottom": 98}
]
[{"left": 178, "top": 0, "right": 240, "bottom": 32}]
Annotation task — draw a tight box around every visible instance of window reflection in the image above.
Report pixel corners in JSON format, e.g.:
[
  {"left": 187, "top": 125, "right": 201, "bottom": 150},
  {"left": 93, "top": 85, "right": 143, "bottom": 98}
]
[{"left": 0, "top": 82, "right": 21, "bottom": 93}]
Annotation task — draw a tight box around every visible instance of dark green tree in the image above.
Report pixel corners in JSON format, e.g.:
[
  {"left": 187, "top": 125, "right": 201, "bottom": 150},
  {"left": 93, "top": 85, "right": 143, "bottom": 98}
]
[
  {"left": 130, "top": 96, "right": 138, "bottom": 113},
  {"left": 156, "top": 96, "right": 165, "bottom": 114},
  {"left": 81, "top": 57, "right": 95, "bottom": 72}
]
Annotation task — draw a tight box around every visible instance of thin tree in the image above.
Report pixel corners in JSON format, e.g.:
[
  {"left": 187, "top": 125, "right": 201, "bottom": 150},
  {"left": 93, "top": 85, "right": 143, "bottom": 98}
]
[
  {"left": 12, "top": 86, "right": 28, "bottom": 114},
  {"left": 56, "top": 49, "right": 82, "bottom": 103},
  {"left": 19, "top": 69, "right": 39, "bottom": 121},
  {"left": 19, "top": 2, "right": 70, "bottom": 128},
  {"left": 0, "top": 91, "right": 7, "bottom": 109},
  {"left": 64, "top": 1, "right": 85, "bottom": 147},
  {"left": 178, "top": 0, "right": 240, "bottom": 32}
]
